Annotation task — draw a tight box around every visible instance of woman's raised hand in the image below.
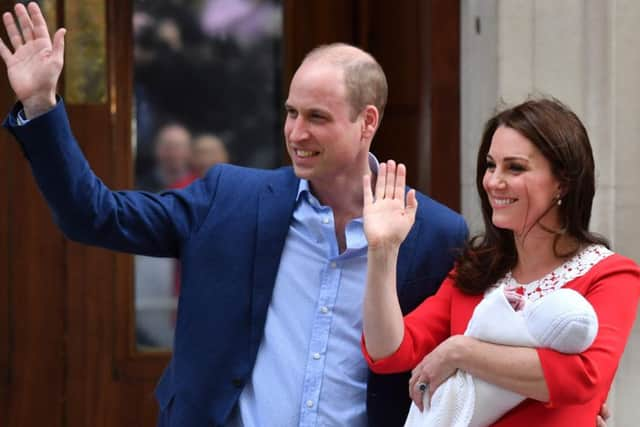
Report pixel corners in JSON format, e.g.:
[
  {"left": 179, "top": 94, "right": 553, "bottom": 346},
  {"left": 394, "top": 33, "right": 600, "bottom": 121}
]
[
  {"left": 363, "top": 160, "right": 418, "bottom": 251},
  {"left": 0, "top": 2, "right": 65, "bottom": 118}
]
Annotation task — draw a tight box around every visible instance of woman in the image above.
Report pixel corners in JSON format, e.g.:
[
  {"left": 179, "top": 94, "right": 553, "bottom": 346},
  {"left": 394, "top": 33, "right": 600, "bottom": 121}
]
[{"left": 361, "top": 98, "right": 640, "bottom": 425}]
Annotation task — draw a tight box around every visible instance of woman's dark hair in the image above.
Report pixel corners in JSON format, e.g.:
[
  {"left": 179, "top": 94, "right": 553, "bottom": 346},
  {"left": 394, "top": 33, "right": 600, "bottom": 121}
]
[{"left": 454, "top": 98, "right": 609, "bottom": 294}]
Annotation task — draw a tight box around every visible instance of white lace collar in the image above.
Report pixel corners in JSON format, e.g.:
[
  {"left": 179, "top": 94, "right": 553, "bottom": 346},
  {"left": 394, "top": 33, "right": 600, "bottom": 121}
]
[{"left": 495, "top": 244, "right": 614, "bottom": 301}]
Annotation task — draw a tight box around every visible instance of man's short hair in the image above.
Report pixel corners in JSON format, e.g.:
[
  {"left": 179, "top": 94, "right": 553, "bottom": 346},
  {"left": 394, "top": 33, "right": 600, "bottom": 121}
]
[{"left": 304, "top": 43, "right": 388, "bottom": 121}]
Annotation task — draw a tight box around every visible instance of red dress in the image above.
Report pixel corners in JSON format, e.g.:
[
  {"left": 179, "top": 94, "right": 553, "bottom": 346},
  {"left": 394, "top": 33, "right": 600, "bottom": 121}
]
[{"left": 362, "top": 251, "right": 640, "bottom": 426}]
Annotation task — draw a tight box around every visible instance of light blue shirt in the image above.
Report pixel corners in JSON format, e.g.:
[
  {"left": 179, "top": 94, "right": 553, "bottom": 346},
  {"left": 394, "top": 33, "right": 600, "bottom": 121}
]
[{"left": 227, "top": 156, "right": 378, "bottom": 427}]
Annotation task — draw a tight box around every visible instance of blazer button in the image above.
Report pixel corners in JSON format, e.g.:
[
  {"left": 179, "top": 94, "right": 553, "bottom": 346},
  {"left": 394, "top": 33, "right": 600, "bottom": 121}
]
[{"left": 231, "top": 378, "right": 244, "bottom": 388}]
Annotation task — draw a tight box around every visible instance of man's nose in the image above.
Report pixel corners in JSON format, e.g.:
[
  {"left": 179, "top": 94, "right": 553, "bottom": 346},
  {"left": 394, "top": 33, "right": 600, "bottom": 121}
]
[{"left": 287, "top": 117, "right": 309, "bottom": 142}]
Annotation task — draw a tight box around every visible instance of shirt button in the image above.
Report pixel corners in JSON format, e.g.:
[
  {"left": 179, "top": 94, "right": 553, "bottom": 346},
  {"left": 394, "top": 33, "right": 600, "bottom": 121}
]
[
  {"left": 320, "top": 306, "right": 329, "bottom": 314},
  {"left": 330, "top": 261, "right": 337, "bottom": 268},
  {"left": 306, "top": 400, "right": 314, "bottom": 408},
  {"left": 313, "top": 352, "right": 321, "bottom": 360},
  {"left": 322, "top": 217, "right": 330, "bottom": 224}
]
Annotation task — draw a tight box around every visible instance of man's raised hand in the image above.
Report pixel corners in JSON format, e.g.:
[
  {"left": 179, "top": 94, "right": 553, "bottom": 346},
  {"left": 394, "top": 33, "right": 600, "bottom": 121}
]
[{"left": 0, "top": 2, "right": 65, "bottom": 118}]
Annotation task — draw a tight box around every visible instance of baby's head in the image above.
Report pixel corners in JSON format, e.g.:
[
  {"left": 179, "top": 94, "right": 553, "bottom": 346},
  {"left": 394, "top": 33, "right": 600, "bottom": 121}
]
[{"left": 523, "top": 288, "right": 598, "bottom": 354}]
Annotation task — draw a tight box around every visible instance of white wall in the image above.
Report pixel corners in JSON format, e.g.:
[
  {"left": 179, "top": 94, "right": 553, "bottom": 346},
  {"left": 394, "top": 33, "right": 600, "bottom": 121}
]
[{"left": 461, "top": 1, "right": 640, "bottom": 424}]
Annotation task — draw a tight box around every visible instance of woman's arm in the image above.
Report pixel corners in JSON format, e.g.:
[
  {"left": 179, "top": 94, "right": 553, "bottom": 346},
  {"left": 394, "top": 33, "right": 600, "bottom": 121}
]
[
  {"left": 363, "top": 245, "right": 406, "bottom": 360},
  {"left": 361, "top": 160, "right": 417, "bottom": 359},
  {"left": 454, "top": 337, "right": 548, "bottom": 401},
  {"left": 409, "top": 257, "right": 640, "bottom": 408}
]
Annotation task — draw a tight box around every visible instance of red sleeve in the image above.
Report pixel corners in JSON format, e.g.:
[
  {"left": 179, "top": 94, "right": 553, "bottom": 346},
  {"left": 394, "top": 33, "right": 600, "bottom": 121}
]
[
  {"left": 362, "top": 275, "right": 456, "bottom": 373},
  {"left": 538, "top": 255, "right": 640, "bottom": 407}
]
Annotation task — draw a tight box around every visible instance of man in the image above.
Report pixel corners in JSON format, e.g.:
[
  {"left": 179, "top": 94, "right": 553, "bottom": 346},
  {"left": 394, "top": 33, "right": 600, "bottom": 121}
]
[{"left": 0, "top": 3, "right": 468, "bottom": 426}]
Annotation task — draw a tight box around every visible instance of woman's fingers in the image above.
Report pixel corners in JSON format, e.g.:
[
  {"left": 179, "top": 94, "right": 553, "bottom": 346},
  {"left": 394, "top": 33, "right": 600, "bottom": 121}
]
[
  {"left": 374, "top": 162, "right": 386, "bottom": 200},
  {"left": 384, "top": 160, "right": 396, "bottom": 199},
  {"left": 406, "top": 188, "right": 418, "bottom": 212},
  {"left": 363, "top": 174, "right": 373, "bottom": 207},
  {"left": 378, "top": 159, "right": 409, "bottom": 200},
  {"left": 409, "top": 364, "right": 428, "bottom": 412},
  {"left": 409, "top": 376, "right": 427, "bottom": 411},
  {"left": 394, "top": 163, "right": 406, "bottom": 199}
]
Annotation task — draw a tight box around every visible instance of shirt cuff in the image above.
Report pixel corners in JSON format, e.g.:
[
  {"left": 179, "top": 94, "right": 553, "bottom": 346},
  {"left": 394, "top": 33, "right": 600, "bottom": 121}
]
[{"left": 16, "top": 109, "right": 30, "bottom": 126}]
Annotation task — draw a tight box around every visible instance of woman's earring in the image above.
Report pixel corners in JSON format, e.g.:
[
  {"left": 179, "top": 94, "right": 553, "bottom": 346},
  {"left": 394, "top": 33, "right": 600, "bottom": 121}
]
[{"left": 556, "top": 194, "right": 562, "bottom": 206}]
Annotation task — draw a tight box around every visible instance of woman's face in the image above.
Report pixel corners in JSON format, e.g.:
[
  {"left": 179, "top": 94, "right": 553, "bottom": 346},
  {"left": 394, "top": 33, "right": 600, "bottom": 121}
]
[{"left": 482, "top": 126, "right": 563, "bottom": 236}]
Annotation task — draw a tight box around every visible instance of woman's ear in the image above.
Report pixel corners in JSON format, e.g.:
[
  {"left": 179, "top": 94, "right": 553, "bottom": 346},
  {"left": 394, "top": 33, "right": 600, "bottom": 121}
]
[{"left": 558, "top": 181, "right": 569, "bottom": 198}]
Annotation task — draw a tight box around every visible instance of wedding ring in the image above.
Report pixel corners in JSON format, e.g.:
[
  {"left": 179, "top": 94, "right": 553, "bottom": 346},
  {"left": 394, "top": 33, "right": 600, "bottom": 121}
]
[{"left": 416, "top": 381, "right": 428, "bottom": 393}]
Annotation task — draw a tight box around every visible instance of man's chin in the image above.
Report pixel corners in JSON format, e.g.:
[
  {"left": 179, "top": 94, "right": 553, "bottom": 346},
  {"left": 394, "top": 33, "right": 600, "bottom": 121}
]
[{"left": 292, "top": 164, "right": 315, "bottom": 180}]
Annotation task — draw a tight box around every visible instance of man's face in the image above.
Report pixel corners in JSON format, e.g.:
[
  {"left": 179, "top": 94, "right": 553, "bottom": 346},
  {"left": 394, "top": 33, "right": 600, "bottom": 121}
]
[{"left": 284, "top": 62, "right": 368, "bottom": 185}]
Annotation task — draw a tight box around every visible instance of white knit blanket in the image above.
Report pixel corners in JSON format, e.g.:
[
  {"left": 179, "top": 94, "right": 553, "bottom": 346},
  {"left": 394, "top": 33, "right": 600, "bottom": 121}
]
[{"left": 404, "top": 284, "right": 598, "bottom": 427}]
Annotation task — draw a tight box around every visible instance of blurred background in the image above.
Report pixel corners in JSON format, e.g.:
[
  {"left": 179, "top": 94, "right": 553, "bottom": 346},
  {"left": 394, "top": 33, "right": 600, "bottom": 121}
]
[{"left": 131, "top": 0, "right": 283, "bottom": 350}]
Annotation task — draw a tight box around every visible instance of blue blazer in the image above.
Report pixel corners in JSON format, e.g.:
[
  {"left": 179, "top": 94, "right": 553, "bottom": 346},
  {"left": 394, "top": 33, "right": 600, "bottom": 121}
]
[{"left": 5, "top": 101, "right": 468, "bottom": 427}]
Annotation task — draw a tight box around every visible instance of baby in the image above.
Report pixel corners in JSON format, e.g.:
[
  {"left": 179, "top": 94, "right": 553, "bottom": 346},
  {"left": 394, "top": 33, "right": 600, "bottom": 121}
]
[{"left": 404, "top": 285, "right": 599, "bottom": 427}]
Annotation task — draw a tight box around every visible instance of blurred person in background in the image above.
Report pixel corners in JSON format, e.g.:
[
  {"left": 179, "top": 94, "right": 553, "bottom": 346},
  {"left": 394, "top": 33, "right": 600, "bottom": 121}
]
[
  {"left": 191, "top": 133, "right": 229, "bottom": 177},
  {"left": 138, "top": 122, "right": 198, "bottom": 192}
]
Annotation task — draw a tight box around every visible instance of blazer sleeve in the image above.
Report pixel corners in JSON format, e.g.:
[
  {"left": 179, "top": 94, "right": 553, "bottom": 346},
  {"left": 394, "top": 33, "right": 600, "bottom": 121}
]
[
  {"left": 3, "top": 100, "right": 219, "bottom": 257},
  {"left": 363, "top": 275, "right": 456, "bottom": 373},
  {"left": 537, "top": 255, "right": 640, "bottom": 407}
]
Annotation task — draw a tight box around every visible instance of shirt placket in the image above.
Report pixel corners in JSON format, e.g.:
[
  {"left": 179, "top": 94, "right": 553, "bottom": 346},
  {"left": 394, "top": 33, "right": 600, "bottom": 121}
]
[{"left": 298, "top": 212, "right": 341, "bottom": 427}]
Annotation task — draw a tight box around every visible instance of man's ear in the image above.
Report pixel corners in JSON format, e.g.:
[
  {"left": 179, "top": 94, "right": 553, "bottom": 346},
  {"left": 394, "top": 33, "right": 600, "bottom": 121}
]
[{"left": 361, "top": 105, "right": 380, "bottom": 140}]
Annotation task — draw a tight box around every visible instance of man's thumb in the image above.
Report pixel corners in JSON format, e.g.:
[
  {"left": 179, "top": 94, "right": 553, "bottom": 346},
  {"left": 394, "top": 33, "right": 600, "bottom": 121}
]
[{"left": 52, "top": 28, "right": 66, "bottom": 61}]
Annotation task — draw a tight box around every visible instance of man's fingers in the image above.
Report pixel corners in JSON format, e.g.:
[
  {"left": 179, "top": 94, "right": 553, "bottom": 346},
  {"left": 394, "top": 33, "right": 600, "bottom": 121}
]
[
  {"left": 0, "top": 36, "right": 12, "bottom": 63},
  {"left": 28, "top": 2, "right": 50, "bottom": 40},
  {"left": 3, "top": 11, "right": 23, "bottom": 50},
  {"left": 15, "top": 3, "right": 34, "bottom": 43},
  {"left": 596, "top": 415, "right": 606, "bottom": 427}
]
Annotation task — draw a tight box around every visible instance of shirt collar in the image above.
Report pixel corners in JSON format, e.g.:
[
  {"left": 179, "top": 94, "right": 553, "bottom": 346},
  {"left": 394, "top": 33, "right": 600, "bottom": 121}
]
[{"left": 295, "top": 152, "right": 380, "bottom": 203}]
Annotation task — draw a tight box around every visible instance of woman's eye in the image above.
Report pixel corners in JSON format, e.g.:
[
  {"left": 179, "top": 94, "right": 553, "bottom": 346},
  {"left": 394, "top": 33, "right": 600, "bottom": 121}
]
[
  {"left": 485, "top": 160, "right": 496, "bottom": 170},
  {"left": 509, "top": 164, "right": 526, "bottom": 172}
]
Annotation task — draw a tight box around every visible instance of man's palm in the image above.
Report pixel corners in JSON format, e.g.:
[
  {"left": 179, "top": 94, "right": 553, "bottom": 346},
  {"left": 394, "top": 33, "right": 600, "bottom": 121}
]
[
  {"left": 6, "top": 36, "right": 61, "bottom": 101},
  {"left": 0, "top": 3, "right": 65, "bottom": 109}
]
